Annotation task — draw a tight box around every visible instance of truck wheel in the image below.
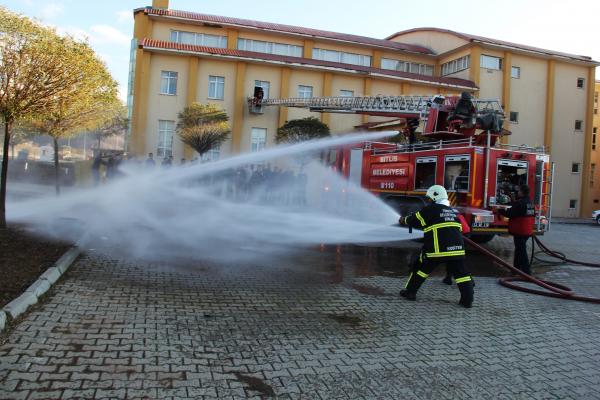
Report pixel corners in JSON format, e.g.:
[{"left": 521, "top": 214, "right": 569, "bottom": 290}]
[{"left": 470, "top": 234, "right": 495, "bottom": 244}]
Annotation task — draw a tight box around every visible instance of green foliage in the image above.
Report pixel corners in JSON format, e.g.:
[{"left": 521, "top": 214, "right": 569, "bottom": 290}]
[
  {"left": 0, "top": 6, "right": 120, "bottom": 202},
  {"left": 177, "top": 103, "right": 230, "bottom": 156},
  {"left": 276, "top": 117, "right": 330, "bottom": 144}
]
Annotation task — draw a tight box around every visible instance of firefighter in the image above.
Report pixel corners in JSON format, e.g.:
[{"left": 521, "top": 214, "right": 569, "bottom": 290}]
[
  {"left": 498, "top": 184, "right": 535, "bottom": 275},
  {"left": 398, "top": 185, "right": 474, "bottom": 308}
]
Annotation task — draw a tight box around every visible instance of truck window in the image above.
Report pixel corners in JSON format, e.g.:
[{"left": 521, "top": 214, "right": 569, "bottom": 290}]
[
  {"left": 415, "top": 157, "right": 436, "bottom": 190},
  {"left": 495, "top": 159, "right": 528, "bottom": 204},
  {"left": 444, "top": 155, "right": 470, "bottom": 192}
]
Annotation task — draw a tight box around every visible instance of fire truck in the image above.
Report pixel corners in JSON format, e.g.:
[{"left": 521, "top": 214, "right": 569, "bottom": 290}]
[{"left": 249, "top": 91, "right": 553, "bottom": 242}]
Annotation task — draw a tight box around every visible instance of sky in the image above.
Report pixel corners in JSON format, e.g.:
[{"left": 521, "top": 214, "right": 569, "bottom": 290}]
[{"left": 1, "top": 0, "right": 599, "bottom": 102}]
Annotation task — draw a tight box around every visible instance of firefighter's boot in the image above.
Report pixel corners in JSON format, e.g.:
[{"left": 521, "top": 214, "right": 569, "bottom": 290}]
[
  {"left": 456, "top": 276, "right": 474, "bottom": 308},
  {"left": 400, "top": 270, "right": 428, "bottom": 301}
]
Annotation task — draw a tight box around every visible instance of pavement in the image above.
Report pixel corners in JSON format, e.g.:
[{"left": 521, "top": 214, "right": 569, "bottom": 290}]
[{"left": 1, "top": 225, "right": 600, "bottom": 399}]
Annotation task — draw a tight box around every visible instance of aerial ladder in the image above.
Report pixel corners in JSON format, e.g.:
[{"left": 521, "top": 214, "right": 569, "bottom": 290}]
[{"left": 248, "top": 91, "right": 508, "bottom": 144}]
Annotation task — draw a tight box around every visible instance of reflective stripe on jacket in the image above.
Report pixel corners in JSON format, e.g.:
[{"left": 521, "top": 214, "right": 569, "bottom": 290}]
[{"left": 404, "top": 203, "right": 466, "bottom": 259}]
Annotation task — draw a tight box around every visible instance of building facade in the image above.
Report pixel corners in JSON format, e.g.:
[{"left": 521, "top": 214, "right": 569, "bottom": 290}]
[
  {"left": 128, "top": 0, "right": 598, "bottom": 217},
  {"left": 589, "top": 81, "right": 600, "bottom": 215}
]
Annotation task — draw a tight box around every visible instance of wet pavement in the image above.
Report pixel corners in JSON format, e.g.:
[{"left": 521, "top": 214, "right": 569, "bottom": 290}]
[{"left": 1, "top": 225, "right": 600, "bottom": 399}]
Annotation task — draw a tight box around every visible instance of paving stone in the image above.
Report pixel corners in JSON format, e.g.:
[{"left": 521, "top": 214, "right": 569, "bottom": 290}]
[{"left": 0, "top": 225, "right": 599, "bottom": 399}]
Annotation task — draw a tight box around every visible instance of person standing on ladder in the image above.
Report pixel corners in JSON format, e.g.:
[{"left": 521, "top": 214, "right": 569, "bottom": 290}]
[
  {"left": 498, "top": 184, "right": 535, "bottom": 275},
  {"left": 398, "top": 185, "right": 474, "bottom": 308}
]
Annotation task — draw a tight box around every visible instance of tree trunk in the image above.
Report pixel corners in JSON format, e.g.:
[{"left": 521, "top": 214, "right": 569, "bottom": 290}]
[
  {"left": 53, "top": 137, "right": 60, "bottom": 196},
  {"left": 0, "top": 119, "right": 12, "bottom": 229}
]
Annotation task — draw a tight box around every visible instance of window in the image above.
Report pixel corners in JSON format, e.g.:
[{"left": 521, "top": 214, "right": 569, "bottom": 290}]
[
  {"left": 593, "top": 131, "right": 597, "bottom": 150},
  {"left": 237, "top": 38, "right": 302, "bottom": 57},
  {"left": 591, "top": 164, "right": 596, "bottom": 188},
  {"left": 298, "top": 85, "right": 313, "bottom": 99},
  {"left": 574, "top": 120, "right": 583, "bottom": 131},
  {"left": 208, "top": 75, "right": 225, "bottom": 100},
  {"left": 509, "top": 112, "right": 519, "bottom": 123},
  {"left": 444, "top": 155, "right": 470, "bottom": 192},
  {"left": 381, "top": 58, "right": 434, "bottom": 76},
  {"left": 157, "top": 120, "right": 174, "bottom": 158},
  {"left": 312, "top": 48, "right": 371, "bottom": 67},
  {"left": 511, "top": 66, "right": 520, "bottom": 79},
  {"left": 202, "top": 146, "right": 221, "bottom": 162},
  {"left": 441, "top": 55, "right": 470, "bottom": 76},
  {"left": 480, "top": 55, "right": 502, "bottom": 70},
  {"left": 254, "top": 80, "right": 270, "bottom": 99},
  {"left": 340, "top": 90, "right": 354, "bottom": 97},
  {"left": 569, "top": 199, "right": 577, "bottom": 209},
  {"left": 576, "top": 78, "right": 585, "bottom": 89},
  {"left": 160, "top": 71, "right": 178, "bottom": 95},
  {"left": 415, "top": 157, "right": 437, "bottom": 190},
  {"left": 571, "top": 163, "right": 581, "bottom": 173},
  {"left": 170, "top": 30, "right": 227, "bottom": 48},
  {"left": 251, "top": 128, "right": 267, "bottom": 152}
]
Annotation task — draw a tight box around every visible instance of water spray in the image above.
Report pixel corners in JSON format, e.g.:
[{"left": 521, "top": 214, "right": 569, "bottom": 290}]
[{"left": 9, "top": 131, "right": 422, "bottom": 263}]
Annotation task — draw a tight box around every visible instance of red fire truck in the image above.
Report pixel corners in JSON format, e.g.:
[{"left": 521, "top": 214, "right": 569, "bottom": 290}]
[{"left": 250, "top": 92, "right": 553, "bottom": 242}]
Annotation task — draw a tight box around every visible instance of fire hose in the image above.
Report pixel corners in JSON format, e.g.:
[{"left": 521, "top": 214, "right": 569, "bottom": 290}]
[{"left": 463, "top": 236, "right": 600, "bottom": 304}]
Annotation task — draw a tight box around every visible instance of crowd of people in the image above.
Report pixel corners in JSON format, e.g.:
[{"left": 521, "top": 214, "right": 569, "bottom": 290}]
[
  {"left": 93, "top": 152, "right": 309, "bottom": 206},
  {"left": 199, "top": 164, "right": 308, "bottom": 206}
]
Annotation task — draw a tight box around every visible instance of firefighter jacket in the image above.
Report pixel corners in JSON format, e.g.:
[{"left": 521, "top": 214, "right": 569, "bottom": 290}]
[
  {"left": 501, "top": 196, "right": 535, "bottom": 236},
  {"left": 402, "top": 203, "right": 465, "bottom": 259}
]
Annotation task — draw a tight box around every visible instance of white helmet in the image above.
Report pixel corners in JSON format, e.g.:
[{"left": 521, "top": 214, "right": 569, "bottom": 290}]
[{"left": 426, "top": 185, "right": 448, "bottom": 202}]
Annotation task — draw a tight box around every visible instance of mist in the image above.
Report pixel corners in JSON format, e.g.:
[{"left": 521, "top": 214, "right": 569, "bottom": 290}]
[{"left": 8, "top": 131, "right": 422, "bottom": 263}]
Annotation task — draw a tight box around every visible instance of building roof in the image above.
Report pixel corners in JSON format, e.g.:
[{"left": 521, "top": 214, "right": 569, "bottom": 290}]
[
  {"left": 139, "top": 39, "right": 478, "bottom": 90},
  {"left": 137, "top": 7, "right": 435, "bottom": 56},
  {"left": 386, "top": 28, "right": 598, "bottom": 64}
]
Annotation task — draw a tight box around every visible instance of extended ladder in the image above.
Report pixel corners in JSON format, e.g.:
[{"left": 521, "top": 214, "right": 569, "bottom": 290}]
[
  {"left": 248, "top": 95, "right": 504, "bottom": 119},
  {"left": 249, "top": 95, "right": 431, "bottom": 118}
]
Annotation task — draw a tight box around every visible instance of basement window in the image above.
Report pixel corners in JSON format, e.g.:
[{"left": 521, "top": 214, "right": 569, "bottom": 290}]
[
  {"left": 575, "top": 120, "right": 583, "bottom": 131},
  {"left": 569, "top": 199, "right": 577, "bottom": 209},
  {"left": 509, "top": 112, "right": 519, "bottom": 123},
  {"left": 571, "top": 163, "right": 581, "bottom": 174}
]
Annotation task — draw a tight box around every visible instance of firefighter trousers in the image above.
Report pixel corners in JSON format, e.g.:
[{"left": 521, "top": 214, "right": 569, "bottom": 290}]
[
  {"left": 513, "top": 235, "right": 531, "bottom": 275},
  {"left": 404, "top": 253, "right": 474, "bottom": 305}
]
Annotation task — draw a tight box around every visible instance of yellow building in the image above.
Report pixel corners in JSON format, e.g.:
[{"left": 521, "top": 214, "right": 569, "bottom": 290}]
[
  {"left": 128, "top": 0, "right": 598, "bottom": 217},
  {"left": 589, "top": 81, "right": 600, "bottom": 216}
]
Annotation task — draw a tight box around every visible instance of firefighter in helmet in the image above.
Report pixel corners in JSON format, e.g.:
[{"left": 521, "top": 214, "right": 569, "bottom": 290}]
[{"left": 398, "top": 185, "right": 474, "bottom": 308}]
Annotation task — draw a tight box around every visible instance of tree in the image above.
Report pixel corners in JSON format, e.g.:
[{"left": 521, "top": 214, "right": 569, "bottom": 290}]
[
  {"left": 275, "top": 117, "right": 330, "bottom": 144},
  {"left": 0, "top": 121, "right": 35, "bottom": 159},
  {"left": 276, "top": 117, "right": 331, "bottom": 171},
  {"left": 90, "top": 105, "right": 128, "bottom": 150},
  {"left": 0, "top": 7, "right": 112, "bottom": 226},
  {"left": 29, "top": 40, "right": 119, "bottom": 195},
  {"left": 177, "top": 103, "right": 230, "bottom": 158}
]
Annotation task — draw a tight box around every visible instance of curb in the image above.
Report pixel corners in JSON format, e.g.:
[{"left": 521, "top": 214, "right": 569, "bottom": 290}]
[{"left": 1, "top": 244, "right": 82, "bottom": 328}]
